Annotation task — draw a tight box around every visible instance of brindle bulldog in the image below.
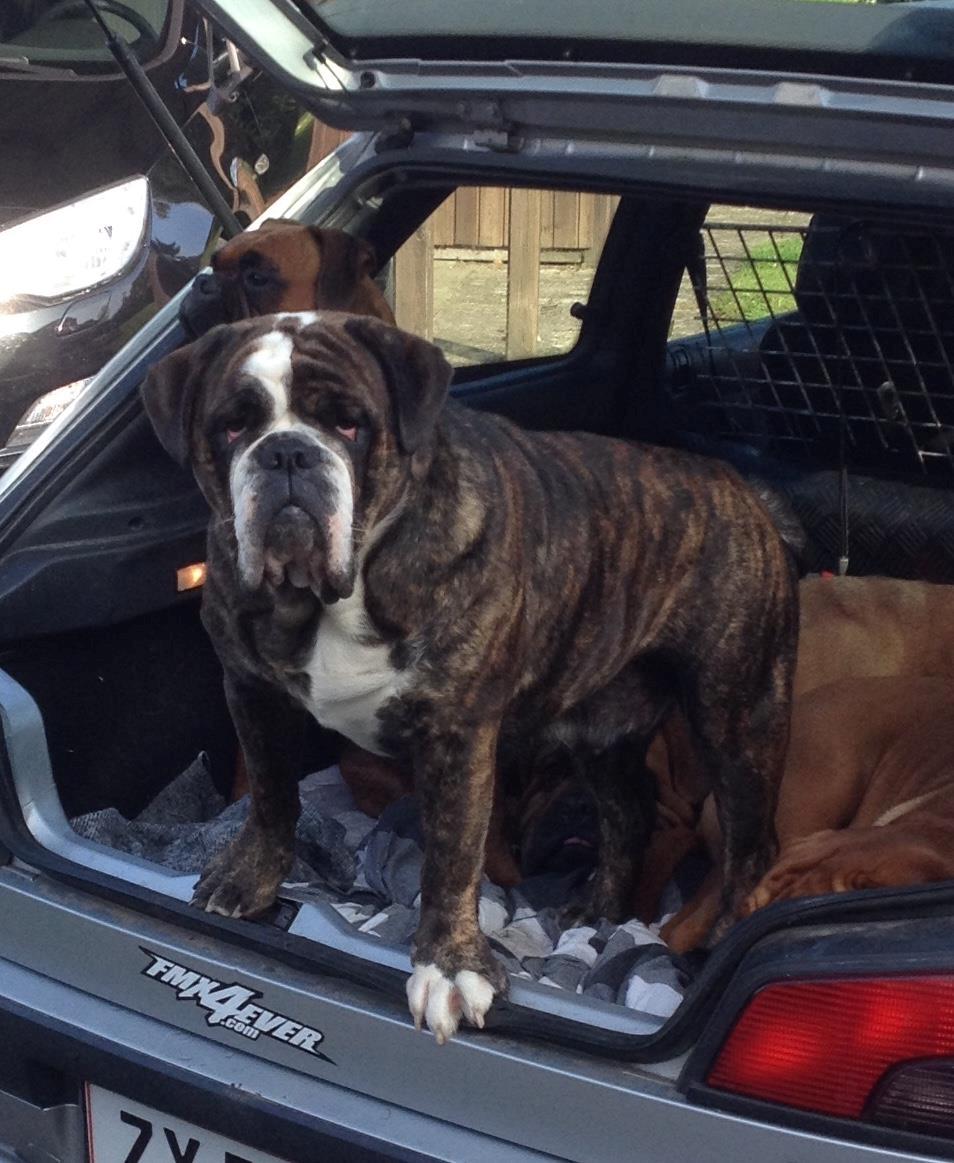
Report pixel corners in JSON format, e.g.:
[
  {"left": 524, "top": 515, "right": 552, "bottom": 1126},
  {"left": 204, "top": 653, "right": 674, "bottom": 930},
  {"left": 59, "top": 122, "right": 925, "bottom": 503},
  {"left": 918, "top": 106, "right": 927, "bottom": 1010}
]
[{"left": 141, "top": 311, "right": 798, "bottom": 1043}]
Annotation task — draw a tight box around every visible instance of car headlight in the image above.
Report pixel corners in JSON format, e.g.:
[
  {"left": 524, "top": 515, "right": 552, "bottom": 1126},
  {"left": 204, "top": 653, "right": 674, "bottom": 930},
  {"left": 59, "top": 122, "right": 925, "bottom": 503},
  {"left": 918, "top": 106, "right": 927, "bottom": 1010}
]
[{"left": 0, "top": 177, "right": 149, "bottom": 306}]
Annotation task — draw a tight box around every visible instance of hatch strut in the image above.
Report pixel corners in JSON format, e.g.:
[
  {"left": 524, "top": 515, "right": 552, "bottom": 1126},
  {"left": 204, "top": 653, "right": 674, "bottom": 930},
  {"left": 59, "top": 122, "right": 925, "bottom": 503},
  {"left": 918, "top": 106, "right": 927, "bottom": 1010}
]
[{"left": 80, "top": 0, "right": 243, "bottom": 239}]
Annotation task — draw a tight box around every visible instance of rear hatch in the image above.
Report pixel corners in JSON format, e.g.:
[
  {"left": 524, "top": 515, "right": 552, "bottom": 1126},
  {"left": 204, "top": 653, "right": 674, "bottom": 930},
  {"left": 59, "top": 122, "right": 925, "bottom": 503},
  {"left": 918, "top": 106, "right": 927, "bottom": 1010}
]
[{"left": 198, "top": 0, "right": 954, "bottom": 133}]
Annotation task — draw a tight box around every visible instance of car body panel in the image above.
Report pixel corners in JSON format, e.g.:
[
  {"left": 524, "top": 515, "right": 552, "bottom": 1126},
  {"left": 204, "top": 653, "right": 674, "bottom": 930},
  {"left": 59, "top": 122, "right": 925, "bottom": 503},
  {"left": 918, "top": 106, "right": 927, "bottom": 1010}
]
[
  {"left": 0, "top": 868, "right": 946, "bottom": 1162},
  {"left": 195, "top": 0, "right": 954, "bottom": 152}
]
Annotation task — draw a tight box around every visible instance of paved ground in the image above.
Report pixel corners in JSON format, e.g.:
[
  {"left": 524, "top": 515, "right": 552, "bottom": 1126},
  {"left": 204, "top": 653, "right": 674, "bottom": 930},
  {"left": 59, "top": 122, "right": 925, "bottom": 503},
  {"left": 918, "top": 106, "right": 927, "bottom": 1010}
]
[
  {"left": 425, "top": 206, "right": 809, "bottom": 366},
  {"left": 430, "top": 256, "right": 595, "bottom": 365}
]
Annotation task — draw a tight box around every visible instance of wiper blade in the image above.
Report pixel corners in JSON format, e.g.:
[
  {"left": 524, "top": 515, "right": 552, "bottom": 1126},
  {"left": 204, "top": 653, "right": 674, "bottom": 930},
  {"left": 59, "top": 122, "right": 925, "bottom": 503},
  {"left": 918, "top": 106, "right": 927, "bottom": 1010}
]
[{"left": 0, "top": 56, "right": 78, "bottom": 78}]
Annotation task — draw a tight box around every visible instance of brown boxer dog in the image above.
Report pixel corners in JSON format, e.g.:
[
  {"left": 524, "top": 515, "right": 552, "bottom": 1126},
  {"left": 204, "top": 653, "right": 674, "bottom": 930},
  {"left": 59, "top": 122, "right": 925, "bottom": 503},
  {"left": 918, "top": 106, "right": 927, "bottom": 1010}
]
[
  {"left": 666, "top": 676, "right": 954, "bottom": 946},
  {"left": 142, "top": 312, "right": 797, "bottom": 1042},
  {"left": 180, "top": 219, "right": 394, "bottom": 337},
  {"left": 656, "top": 576, "right": 954, "bottom": 951},
  {"left": 741, "top": 676, "right": 954, "bottom": 911}
]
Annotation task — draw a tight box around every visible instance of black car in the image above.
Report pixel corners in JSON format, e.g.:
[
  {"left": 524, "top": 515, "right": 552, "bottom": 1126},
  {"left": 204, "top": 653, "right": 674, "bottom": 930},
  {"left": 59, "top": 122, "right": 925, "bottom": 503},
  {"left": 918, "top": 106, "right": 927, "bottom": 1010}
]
[{"left": 0, "top": 0, "right": 328, "bottom": 465}]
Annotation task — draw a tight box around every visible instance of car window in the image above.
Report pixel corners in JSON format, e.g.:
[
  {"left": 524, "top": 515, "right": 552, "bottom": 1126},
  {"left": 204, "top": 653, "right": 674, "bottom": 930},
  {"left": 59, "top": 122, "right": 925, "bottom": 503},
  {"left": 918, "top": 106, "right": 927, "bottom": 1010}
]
[
  {"left": 666, "top": 203, "right": 954, "bottom": 480},
  {"left": 392, "top": 186, "right": 616, "bottom": 366},
  {"left": 0, "top": 0, "right": 171, "bottom": 66}
]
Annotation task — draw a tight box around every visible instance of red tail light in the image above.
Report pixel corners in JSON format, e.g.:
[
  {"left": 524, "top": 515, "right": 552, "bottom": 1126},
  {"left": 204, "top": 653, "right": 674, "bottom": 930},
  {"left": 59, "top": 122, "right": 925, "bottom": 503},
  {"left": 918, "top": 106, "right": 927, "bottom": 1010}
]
[{"left": 707, "top": 977, "right": 954, "bottom": 1120}]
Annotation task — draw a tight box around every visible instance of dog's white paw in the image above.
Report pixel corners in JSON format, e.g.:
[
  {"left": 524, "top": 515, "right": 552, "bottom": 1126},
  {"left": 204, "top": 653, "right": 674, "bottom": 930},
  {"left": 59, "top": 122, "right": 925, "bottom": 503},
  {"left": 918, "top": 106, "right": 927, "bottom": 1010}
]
[{"left": 406, "top": 963, "right": 496, "bottom": 1044}]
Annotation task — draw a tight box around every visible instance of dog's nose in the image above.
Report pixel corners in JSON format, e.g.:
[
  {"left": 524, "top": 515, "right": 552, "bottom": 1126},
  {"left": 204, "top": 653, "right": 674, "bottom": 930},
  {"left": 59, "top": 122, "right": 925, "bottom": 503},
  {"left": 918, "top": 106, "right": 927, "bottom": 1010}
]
[
  {"left": 180, "top": 273, "right": 227, "bottom": 338},
  {"left": 193, "top": 272, "right": 221, "bottom": 298},
  {"left": 255, "top": 433, "right": 323, "bottom": 474}
]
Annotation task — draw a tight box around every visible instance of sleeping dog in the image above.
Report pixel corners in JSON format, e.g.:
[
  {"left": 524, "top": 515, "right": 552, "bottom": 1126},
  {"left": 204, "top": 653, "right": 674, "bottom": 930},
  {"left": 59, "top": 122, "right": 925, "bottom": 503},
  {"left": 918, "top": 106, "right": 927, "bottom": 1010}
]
[
  {"left": 743, "top": 675, "right": 954, "bottom": 910},
  {"left": 142, "top": 312, "right": 798, "bottom": 1042},
  {"left": 663, "top": 675, "right": 954, "bottom": 948},
  {"left": 656, "top": 575, "right": 954, "bottom": 950}
]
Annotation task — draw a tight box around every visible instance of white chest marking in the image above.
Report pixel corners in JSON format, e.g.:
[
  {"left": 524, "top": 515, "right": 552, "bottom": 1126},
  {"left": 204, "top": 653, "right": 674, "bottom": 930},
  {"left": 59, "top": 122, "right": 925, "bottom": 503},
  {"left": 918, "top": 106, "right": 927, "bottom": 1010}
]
[{"left": 300, "top": 581, "right": 410, "bottom": 755}]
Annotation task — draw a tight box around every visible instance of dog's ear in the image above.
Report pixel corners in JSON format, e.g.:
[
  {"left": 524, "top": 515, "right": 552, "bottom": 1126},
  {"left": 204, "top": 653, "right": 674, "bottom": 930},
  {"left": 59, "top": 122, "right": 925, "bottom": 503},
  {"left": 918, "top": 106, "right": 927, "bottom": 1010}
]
[
  {"left": 311, "top": 228, "right": 378, "bottom": 307},
  {"left": 255, "top": 218, "right": 301, "bottom": 232},
  {"left": 343, "top": 315, "right": 452, "bottom": 454},
  {"left": 141, "top": 328, "right": 230, "bottom": 466}
]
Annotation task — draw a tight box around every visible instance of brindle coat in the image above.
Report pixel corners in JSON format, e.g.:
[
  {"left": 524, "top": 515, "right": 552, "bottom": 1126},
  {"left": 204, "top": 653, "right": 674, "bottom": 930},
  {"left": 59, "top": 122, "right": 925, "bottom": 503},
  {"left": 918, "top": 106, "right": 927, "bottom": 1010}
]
[{"left": 142, "top": 312, "right": 798, "bottom": 1040}]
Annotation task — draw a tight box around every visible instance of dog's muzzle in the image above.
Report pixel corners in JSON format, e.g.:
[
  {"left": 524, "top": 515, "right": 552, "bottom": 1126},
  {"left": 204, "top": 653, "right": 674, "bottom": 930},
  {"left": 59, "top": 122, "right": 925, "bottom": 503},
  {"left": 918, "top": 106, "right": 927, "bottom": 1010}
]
[
  {"left": 232, "top": 430, "right": 355, "bottom": 603},
  {"left": 180, "top": 273, "right": 238, "bottom": 339}
]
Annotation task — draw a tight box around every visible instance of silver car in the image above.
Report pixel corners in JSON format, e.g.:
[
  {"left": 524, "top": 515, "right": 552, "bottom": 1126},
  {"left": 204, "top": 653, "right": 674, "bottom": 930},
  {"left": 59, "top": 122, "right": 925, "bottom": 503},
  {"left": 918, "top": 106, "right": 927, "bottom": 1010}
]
[{"left": 1, "top": 0, "right": 954, "bottom": 1159}]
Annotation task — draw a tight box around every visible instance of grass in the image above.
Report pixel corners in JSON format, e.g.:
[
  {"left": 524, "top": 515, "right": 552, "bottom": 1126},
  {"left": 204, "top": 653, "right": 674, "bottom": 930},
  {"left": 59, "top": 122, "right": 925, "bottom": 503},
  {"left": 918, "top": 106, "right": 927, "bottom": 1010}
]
[{"left": 709, "top": 234, "right": 804, "bottom": 324}]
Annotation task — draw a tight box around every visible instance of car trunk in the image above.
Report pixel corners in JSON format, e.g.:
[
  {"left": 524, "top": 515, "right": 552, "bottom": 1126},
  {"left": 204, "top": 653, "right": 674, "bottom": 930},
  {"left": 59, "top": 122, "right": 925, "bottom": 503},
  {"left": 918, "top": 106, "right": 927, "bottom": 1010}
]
[{"left": 3, "top": 97, "right": 954, "bottom": 1154}]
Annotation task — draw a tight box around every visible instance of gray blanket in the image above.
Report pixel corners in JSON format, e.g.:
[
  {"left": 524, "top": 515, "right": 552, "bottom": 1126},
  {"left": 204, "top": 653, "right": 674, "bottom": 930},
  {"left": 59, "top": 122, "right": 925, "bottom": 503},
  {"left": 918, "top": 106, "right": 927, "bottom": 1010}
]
[{"left": 73, "top": 756, "right": 691, "bottom": 1019}]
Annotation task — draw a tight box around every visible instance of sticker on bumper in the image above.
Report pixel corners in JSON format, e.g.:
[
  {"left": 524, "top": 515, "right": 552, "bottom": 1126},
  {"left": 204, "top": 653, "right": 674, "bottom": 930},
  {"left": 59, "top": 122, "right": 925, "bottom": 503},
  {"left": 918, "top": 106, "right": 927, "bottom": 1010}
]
[{"left": 141, "top": 949, "right": 331, "bottom": 1063}]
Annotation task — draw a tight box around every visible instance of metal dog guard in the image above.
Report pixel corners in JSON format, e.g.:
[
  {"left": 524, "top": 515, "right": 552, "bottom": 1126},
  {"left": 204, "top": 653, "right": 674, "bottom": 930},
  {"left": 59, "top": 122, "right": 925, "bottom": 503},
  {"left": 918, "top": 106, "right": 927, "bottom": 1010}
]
[{"left": 667, "top": 213, "right": 954, "bottom": 482}]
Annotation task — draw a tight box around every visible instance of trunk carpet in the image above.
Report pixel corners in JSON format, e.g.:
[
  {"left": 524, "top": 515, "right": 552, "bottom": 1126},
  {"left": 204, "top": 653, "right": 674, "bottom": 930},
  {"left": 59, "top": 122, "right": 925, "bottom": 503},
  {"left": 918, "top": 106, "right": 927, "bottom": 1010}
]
[{"left": 71, "top": 756, "right": 693, "bottom": 1019}]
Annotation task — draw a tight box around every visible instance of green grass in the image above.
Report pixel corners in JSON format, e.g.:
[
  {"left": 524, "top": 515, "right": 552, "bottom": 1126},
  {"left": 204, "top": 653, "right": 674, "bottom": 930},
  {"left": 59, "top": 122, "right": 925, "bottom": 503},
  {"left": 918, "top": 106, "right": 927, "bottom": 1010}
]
[{"left": 709, "top": 234, "right": 804, "bottom": 324}]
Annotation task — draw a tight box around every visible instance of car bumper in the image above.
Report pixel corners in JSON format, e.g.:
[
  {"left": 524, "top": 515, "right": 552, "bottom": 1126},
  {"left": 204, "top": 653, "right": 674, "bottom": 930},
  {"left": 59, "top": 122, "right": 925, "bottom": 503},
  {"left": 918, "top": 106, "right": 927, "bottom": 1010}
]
[{"left": 0, "top": 860, "right": 939, "bottom": 1163}]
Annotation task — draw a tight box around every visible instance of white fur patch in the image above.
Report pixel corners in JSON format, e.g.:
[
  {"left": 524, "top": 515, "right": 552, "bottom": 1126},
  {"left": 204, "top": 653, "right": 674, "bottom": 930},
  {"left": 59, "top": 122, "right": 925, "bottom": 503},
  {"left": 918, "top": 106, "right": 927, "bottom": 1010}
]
[
  {"left": 229, "top": 328, "right": 355, "bottom": 589},
  {"left": 874, "top": 789, "right": 939, "bottom": 828},
  {"left": 230, "top": 446, "right": 263, "bottom": 589},
  {"left": 274, "top": 310, "right": 320, "bottom": 326},
  {"left": 406, "top": 963, "right": 496, "bottom": 1044},
  {"left": 241, "top": 330, "right": 294, "bottom": 418},
  {"left": 299, "top": 574, "right": 408, "bottom": 753}
]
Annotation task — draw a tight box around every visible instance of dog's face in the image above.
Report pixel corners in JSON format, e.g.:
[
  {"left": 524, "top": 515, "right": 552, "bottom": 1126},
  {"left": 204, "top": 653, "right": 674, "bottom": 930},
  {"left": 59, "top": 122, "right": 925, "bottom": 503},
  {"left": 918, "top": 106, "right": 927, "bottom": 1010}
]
[
  {"left": 142, "top": 312, "right": 451, "bottom": 602},
  {"left": 181, "top": 221, "right": 395, "bottom": 336}
]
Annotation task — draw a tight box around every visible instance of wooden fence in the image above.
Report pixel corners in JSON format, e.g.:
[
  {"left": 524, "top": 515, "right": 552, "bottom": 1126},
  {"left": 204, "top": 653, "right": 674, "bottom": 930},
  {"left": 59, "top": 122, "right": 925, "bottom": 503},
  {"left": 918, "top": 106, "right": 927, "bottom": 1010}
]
[
  {"left": 429, "top": 188, "right": 616, "bottom": 254},
  {"left": 395, "top": 189, "right": 618, "bottom": 358}
]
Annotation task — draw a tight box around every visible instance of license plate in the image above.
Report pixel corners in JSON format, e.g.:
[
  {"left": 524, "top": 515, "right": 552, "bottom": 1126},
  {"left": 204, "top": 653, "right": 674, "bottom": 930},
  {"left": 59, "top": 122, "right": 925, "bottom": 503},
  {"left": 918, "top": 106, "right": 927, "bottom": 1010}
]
[{"left": 85, "top": 1084, "right": 290, "bottom": 1163}]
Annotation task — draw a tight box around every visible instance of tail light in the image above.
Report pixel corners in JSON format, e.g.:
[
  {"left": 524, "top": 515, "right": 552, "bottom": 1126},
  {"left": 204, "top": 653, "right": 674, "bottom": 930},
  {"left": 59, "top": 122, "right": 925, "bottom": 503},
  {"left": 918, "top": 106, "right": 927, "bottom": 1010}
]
[
  {"left": 869, "top": 1059, "right": 954, "bottom": 1136},
  {"left": 706, "top": 976, "right": 954, "bottom": 1130}
]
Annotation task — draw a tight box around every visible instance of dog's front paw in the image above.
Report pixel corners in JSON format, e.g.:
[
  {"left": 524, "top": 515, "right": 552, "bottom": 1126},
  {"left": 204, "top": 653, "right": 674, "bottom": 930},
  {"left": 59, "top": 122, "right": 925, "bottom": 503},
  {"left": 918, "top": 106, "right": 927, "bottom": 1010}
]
[
  {"left": 559, "top": 898, "right": 597, "bottom": 931},
  {"left": 192, "top": 823, "right": 293, "bottom": 919},
  {"left": 406, "top": 939, "right": 507, "bottom": 1044},
  {"left": 406, "top": 965, "right": 496, "bottom": 1044},
  {"left": 560, "top": 879, "right": 627, "bottom": 931}
]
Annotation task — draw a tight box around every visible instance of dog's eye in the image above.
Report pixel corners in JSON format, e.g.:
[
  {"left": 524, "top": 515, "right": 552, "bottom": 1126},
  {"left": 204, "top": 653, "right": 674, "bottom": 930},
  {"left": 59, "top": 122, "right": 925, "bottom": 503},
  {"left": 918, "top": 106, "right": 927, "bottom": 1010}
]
[
  {"left": 216, "top": 407, "right": 258, "bottom": 445},
  {"left": 208, "top": 391, "right": 264, "bottom": 450},
  {"left": 335, "top": 424, "right": 358, "bottom": 442},
  {"left": 242, "top": 269, "right": 272, "bottom": 291}
]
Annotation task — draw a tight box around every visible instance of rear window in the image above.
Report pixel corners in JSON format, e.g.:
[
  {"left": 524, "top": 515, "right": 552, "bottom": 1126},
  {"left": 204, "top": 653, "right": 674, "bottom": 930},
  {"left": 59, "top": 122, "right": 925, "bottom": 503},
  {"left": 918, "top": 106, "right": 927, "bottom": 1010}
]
[
  {"left": 300, "top": 0, "right": 954, "bottom": 84},
  {"left": 0, "top": 0, "right": 170, "bottom": 67},
  {"left": 391, "top": 186, "right": 614, "bottom": 366}
]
